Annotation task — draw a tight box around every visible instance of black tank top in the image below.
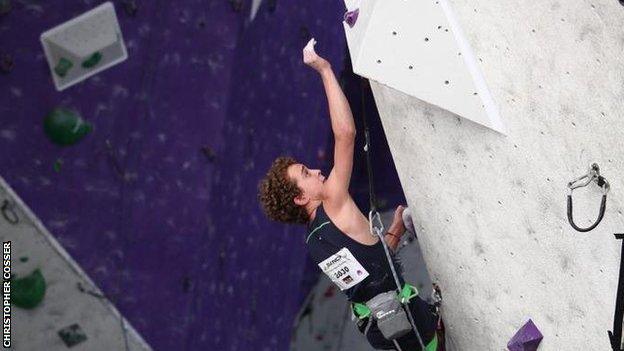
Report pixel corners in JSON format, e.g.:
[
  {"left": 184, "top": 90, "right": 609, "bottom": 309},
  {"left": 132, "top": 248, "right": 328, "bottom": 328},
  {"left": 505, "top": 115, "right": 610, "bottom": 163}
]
[{"left": 305, "top": 203, "right": 404, "bottom": 303}]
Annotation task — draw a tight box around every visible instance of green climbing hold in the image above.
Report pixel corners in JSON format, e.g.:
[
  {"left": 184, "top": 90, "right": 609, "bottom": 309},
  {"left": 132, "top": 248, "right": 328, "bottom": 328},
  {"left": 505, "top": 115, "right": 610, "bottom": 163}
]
[
  {"left": 44, "top": 108, "right": 92, "bottom": 146},
  {"left": 58, "top": 323, "right": 88, "bottom": 347},
  {"left": 11, "top": 268, "right": 46, "bottom": 309},
  {"left": 81, "top": 51, "right": 102, "bottom": 69},
  {"left": 19, "top": 256, "right": 28, "bottom": 263},
  {"left": 0, "top": 0, "right": 11, "bottom": 16},
  {"left": 53, "top": 158, "right": 63, "bottom": 172},
  {"left": 54, "top": 57, "right": 73, "bottom": 77}
]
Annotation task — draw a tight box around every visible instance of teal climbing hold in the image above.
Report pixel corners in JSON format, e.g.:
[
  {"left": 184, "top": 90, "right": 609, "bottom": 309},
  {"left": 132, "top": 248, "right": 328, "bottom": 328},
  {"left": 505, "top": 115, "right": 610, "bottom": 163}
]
[
  {"left": 81, "top": 52, "right": 102, "bottom": 69},
  {"left": 44, "top": 108, "right": 92, "bottom": 146},
  {"left": 0, "top": 0, "right": 12, "bottom": 16},
  {"left": 54, "top": 57, "right": 73, "bottom": 77},
  {"left": 58, "top": 323, "right": 87, "bottom": 347},
  {"left": 53, "top": 158, "right": 63, "bottom": 172},
  {"left": 11, "top": 268, "right": 46, "bottom": 309}
]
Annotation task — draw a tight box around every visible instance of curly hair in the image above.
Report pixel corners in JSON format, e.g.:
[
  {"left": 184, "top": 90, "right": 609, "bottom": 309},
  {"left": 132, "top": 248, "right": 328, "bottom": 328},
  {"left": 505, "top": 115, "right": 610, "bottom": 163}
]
[{"left": 258, "top": 156, "right": 310, "bottom": 225}]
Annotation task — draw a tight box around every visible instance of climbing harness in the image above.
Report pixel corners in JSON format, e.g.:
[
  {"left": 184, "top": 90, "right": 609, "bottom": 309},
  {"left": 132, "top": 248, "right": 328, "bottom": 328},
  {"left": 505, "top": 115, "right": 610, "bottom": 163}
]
[
  {"left": 351, "top": 284, "right": 439, "bottom": 351},
  {"left": 567, "top": 163, "right": 609, "bottom": 232},
  {"left": 609, "top": 233, "right": 624, "bottom": 351},
  {"left": 359, "top": 78, "right": 430, "bottom": 350}
]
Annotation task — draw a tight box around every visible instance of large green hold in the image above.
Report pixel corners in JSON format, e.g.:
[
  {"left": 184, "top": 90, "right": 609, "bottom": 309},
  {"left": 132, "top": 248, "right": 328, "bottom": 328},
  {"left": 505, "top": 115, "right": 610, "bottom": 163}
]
[
  {"left": 54, "top": 57, "right": 73, "bottom": 77},
  {"left": 11, "top": 268, "right": 46, "bottom": 309},
  {"left": 44, "top": 108, "right": 92, "bottom": 146},
  {"left": 81, "top": 51, "right": 102, "bottom": 69}
]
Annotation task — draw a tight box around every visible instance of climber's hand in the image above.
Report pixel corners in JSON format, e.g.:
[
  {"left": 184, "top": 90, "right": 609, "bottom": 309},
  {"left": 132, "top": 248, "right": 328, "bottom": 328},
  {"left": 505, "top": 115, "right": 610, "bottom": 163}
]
[{"left": 303, "top": 38, "right": 331, "bottom": 73}]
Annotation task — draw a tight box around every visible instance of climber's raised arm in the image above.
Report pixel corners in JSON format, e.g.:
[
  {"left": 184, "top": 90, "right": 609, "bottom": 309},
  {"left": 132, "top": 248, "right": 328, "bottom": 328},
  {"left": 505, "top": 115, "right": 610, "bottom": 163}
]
[{"left": 303, "top": 39, "right": 355, "bottom": 206}]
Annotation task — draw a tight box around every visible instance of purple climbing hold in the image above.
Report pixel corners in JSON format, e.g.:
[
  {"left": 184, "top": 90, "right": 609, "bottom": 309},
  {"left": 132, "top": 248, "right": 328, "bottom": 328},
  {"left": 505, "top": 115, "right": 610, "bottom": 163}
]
[
  {"left": 343, "top": 8, "right": 359, "bottom": 28},
  {"left": 507, "top": 319, "right": 543, "bottom": 351},
  {"left": 229, "top": 0, "right": 243, "bottom": 13},
  {"left": 0, "top": 53, "right": 13, "bottom": 74},
  {"left": 122, "top": 0, "right": 138, "bottom": 17}
]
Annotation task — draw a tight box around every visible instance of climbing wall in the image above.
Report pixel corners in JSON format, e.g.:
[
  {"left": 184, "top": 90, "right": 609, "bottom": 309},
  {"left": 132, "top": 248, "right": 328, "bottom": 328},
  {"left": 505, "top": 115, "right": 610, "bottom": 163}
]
[
  {"left": 0, "top": 0, "right": 389, "bottom": 349},
  {"left": 363, "top": 0, "right": 624, "bottom": 349},
  {"left": 0, "top": 176, "right": 150, "bottom": 350}
]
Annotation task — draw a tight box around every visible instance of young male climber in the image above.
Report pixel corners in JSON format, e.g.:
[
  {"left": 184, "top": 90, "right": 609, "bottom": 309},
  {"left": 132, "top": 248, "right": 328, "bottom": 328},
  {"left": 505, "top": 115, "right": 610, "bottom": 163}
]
[{"left": 258, "top": 39, "right": 443, "bottom": 351}]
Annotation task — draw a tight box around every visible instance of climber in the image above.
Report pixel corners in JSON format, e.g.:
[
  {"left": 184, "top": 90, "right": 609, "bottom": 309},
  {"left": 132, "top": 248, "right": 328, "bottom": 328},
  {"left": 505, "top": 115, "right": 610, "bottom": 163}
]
[{"left": 258, "top": 39, "right": 443, "bottom": 350}]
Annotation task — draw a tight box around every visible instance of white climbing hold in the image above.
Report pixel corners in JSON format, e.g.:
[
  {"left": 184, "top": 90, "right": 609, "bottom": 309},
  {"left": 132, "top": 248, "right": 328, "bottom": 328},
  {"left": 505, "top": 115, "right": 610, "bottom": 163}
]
[
  {"left": 40, "top": 2, "right": 128, "bottom": 91},
  {"left": 342, "top": 0, "right": 506, "bottom": 134}
]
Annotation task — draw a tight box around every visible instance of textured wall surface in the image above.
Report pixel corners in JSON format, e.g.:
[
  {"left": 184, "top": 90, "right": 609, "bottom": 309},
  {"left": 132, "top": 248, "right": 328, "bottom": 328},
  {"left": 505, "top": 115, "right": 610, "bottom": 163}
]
[
  {"left": 369, "top": 0, "right": 624, "bottom": 349},
  {"left": 0, "top": 176, "right": 151, "bottom": 350},
  {"left": 0, "top": 1, "right": 408, "bottom": 349}
]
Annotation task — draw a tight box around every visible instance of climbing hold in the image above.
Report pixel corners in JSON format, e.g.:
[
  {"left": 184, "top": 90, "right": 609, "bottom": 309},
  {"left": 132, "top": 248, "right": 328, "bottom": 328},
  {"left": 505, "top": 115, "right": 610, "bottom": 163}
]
[
  {"left": 58, "top": 323, "right": 88, "bottom": 347},
  {"left": 343, "top": 8, "right": 360, "bottom": 28},
  {"left": 53, "top": 158, "right": 63, "bottom": 172},
  {"left": 299, "top": 26, "right": 311, "bottom": 42},
  {"left": 402, "top": 207, "right": 416, "bottom": 236},
  {"left": 44, "top": 108, "right": 93, "bottom": 146},
  {"left": 200, "top": 146, "right": 216, "bottom": 163},
  {"left": 0, "top": 53, "right": 13, "bottom": 74},
  {"left": 54, "top": 57, "right": 73, "bottom": 78},
  {"left": 11, "top": 268, "right": 46, "bottom": 309},
  {"left": 122, "top": 0, "right": 138, "bottom": 17},
  {"left": 19, "top": 256, "right": 28, "bottom": 263},
  {"left": 40, "top": 2, "right": 128, "bottom": 91},
  {"left": 0, "top": 0, "right": 10, "bottom": 16},
  {"left": 1, "top": 199, "right": 18, "bottom": 224},
  {"left": 182, "top": 277, "right": 192, "bottom": 293},
  {"left": 81, "top": 51, "right": 102, "bottom": 69},
  {"left": 507, "top": 319, "right": 543, "bottom": 351},
  {"left": 228, "top": 0, "right": 243, "bottom": 12},
  {"left": 267, "top": 0, "right": 277, "bottom": 12}
]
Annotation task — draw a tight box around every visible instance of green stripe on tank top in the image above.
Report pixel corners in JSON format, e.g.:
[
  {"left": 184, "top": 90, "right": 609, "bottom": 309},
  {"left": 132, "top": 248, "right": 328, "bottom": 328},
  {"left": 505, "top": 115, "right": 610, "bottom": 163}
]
[{"left": 306, "top": 221, "right": 331, "bottom": 243}]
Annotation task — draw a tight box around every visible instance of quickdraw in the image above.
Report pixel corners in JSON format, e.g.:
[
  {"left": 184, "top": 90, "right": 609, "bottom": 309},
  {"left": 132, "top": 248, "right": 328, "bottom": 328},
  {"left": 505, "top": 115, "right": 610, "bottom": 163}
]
[{"left": 567, "top": 163, "right": 609, "bottom": 232}]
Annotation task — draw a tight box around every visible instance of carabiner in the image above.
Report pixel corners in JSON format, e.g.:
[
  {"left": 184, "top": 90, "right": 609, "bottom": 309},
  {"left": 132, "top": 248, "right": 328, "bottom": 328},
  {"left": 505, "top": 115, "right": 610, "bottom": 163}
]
[
  {"left": 567, "top": 163, "right": 609, "bottom": 232},
  {"left": 368, "top": 210, "right": 384, "bottom": 237},
  {"left": 568, "top": 163, "right": 600, "bottom": 193}
]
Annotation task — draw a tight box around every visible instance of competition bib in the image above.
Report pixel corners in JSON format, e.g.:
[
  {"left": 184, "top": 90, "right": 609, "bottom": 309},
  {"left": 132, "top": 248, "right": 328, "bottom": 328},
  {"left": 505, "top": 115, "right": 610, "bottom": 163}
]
[{"left": 318, "top": 247, "right": 369, "bottom": 291}]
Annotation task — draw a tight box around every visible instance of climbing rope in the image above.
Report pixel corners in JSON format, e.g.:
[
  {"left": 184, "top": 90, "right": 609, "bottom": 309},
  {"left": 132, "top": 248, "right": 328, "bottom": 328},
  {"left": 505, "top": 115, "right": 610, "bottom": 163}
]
[{"left": 359, "top": 78, "right": 427, "bottom": 350}]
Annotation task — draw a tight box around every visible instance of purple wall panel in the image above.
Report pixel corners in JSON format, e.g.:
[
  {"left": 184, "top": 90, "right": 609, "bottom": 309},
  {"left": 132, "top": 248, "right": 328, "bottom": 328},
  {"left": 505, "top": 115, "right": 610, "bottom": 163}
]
[
  {"left": 1, "top": 0, "right": 242, "bottom": 349},
  {"left": 190, "top": 1, "right": 347, "bottom": 349},
  {"left": 0, "top": 0, "right": 347, "bottom": 350}
]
